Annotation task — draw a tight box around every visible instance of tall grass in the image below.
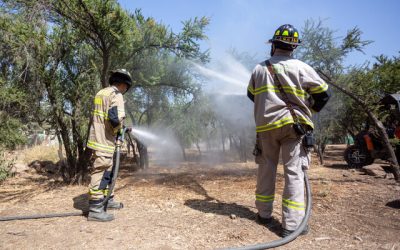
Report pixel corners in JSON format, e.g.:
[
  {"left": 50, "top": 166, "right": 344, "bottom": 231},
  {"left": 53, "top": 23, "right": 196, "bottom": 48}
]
[{"left": 20, "top": 145, "right": 61, "bottom": 164}]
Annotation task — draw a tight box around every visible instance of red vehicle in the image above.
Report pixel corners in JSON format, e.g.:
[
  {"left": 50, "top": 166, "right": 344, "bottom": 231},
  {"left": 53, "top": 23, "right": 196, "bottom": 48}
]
[{"left": 344, "top": 94, "right": 400, "bottom": 168}]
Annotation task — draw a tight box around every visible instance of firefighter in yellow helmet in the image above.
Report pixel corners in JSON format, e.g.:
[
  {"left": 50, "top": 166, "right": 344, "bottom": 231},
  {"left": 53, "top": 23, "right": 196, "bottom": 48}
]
[
  {"left": 247, "top": 24, "right": 330, "bottom": 236},
  {"left": 87, "top": 69, "right": 132, "bottom": 222}
]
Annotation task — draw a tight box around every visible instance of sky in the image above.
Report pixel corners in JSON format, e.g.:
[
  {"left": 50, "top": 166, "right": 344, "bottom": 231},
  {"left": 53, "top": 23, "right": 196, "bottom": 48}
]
[{"left": 118, "top": 0, "right": 399, "bottom": 66}]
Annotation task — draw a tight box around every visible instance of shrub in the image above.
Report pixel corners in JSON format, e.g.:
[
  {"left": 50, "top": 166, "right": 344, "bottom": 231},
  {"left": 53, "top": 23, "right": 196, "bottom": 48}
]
[
  {"left": 0, "top": 149, "right": 13, "bottom": 182},
  {"left": 0, "top": 113, "right": 27, "bottom": 150}
]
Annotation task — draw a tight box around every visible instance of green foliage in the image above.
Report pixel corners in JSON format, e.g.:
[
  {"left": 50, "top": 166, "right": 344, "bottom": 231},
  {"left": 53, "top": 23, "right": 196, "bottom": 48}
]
[
  {"left": 297, "top": 19, "right": 380, "bottom": 142},
  {"left": 0, "top": 148, "right": 13, "bottom": 182},
  {"left": 298, "top": 19, "right": 400, "bottom": 151},
  {"left": 370, "top": 54, "right": 400, "bottom": 94},
  {"left": 0, "top": 113, "right": 27, "bottom": 149},
  {"left": 297, "top": 20, "right": 372, "bottom": 76},
  {"left": 390, "top": 138, "right": 400, "bottom": 146},
  {"left": 0, "top": 10, "right": 32, "bottom": 149},
  {"left": 341, "top": 27, "right": 373, "bottom": 54},
  {"left": 0, "top": 80, "right": 29, "bottom": 149},
  {"left": 0, "top": 0, "right": 210, "bottom": 182}
]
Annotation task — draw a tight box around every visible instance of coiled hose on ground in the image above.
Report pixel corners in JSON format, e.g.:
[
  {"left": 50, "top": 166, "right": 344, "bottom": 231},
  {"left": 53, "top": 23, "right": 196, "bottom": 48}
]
[{"left": 223, "top": 169, "right": 312, "bottom": 250}]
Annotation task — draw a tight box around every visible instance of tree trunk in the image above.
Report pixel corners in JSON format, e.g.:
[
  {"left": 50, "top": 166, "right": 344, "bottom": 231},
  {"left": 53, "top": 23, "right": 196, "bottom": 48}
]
[
  {"left": 180, "top": 143, "right": 187, "bottom": 161},
  {"left": 44, "top": 72, "right": 79, "bottom": 183},
  {"left": 239, "top": 135, "right": 247, "bottom": 162},
  {"left": 219, "top": 123, "right": 225, "bottom": 153},
  {"left": 127, "top": 109, "right": 136, "bottom": 126},
  {"left": 75, "top": 110, "right": 94, "bottom": 184},
  {"left": 229, "top": 136, "right": 234, "bottom": 152},
  {"left": 195, "top": 141, "right": 202, "bottom": 156},
  {"left": 101, "top": 50, "right": 110, "bottom": 88},
  {"left": 230, "top": 136, "right": 243, "bottom": 162},
  {"left": 318, "top": 70, "right": 400, "bottom": 181},
  {"left": 138, "top": 143, "right": 149, "bottom": 169},
  {"left": 57, "top": 117, "right": 77, "bottom": 182},
  {"left": 315, "top": 137, "right": 327, "bottom": 165},
  {"left": 206, "top": 134, "right": 211, "bottom": 151},
  {"left": 316, "top": 144, "right": 324, "bottom": 165},
  {"left": 56, "top": 132, "right": 65, "bottom": 163}
]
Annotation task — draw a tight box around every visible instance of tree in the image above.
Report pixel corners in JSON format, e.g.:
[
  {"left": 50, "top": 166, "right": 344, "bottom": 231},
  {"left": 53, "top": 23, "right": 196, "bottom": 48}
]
[
  {"left": 298, "top": 20, "right": 400, "bottom": 180},
  {"left": 0, "top": 0, "right": 210, "bottom": 183},
  {"left": 52, "top": 0, "right": 134, "bottom": 87},
  {"left": 0, "top": 1, "right": 46, "bottom": 149}
]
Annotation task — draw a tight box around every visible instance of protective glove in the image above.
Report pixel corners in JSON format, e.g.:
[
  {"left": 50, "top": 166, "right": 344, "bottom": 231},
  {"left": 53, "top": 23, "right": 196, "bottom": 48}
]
[{"left": 123, "top": 126, "right": 132, "bottom": 133}]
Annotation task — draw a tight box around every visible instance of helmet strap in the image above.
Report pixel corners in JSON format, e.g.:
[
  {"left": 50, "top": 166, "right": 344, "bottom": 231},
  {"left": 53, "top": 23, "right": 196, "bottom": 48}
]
[{"left": 270, "top": 44, "right": 276, "bottom": 56}]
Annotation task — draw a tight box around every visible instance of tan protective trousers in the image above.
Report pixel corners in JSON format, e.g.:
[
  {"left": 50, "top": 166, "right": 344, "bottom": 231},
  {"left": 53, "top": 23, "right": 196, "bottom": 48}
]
[
  {"left": 255, "top": 124, "right": 310, "bottom": 230},
  {"left": 89, "top": 151, "right": 113, "bottom": 201}
]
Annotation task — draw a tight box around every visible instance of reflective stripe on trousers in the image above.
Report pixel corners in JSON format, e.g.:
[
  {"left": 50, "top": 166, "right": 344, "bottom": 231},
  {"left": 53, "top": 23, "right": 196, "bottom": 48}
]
[
  {"left": 255, "top": 124, "right": 310, "bottom": 230},
  {"left": 88, "top": 154, "right": 113, "bottom": 201}
]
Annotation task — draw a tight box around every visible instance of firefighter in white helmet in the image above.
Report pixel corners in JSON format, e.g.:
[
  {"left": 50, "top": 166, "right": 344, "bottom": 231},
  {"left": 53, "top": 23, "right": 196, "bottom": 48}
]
[
  {"left": 87, "top": 69, "right": 132, "bottom": 222},
  {"left": 247, "top": 24, "right": 330, "bottom": 237}
]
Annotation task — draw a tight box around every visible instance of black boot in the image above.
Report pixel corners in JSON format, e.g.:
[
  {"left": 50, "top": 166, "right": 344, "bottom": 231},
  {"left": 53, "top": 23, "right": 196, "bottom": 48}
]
[
  {"left": 255, "top": 213, "right": 272, "bottom": 225},
  {"left": 281, "top": 225, "right": 309, "bottom": 237},
  {"left": 106, "top": 196, "right": 124, "bottom": 210},
  {"left": 88, "top": 199, "right": 114, "bottom": 222}
]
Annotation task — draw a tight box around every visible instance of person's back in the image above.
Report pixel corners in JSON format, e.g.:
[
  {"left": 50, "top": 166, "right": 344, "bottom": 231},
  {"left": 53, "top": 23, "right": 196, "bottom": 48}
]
[
  {"left": 248, "top": 50, "right": 328, "bottom": 134},
  {"left": 247, "top": 24, "right": 330, "bottom": 237},
  {"left": 88, "top": 85, "right": 125, "bottom": 156}
]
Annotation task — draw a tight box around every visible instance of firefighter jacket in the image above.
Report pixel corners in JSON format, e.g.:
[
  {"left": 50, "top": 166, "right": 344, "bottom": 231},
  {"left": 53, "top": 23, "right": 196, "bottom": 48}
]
[
  {"left": 87, "top": 86, "right": 126, "bottom": 156},
  {"left": 247, "top": 50, "right": 330, "bottom": 133}
]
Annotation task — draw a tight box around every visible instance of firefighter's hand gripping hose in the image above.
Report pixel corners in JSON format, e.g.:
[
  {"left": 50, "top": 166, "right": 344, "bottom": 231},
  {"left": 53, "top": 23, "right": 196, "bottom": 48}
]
[
  {"left": 222, "top": 168, "right": 312, "bottom": 250},
  {"left": 0, "top": 127, "right": 130, "bottom": 222}
]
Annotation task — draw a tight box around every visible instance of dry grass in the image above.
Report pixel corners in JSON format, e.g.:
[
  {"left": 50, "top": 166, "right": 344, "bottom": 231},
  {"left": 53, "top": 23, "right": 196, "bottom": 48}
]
[
  {"left": 1, "top": 145, "right": 400, "bottom": 250},
  {"left": 19, "top": 145, "right": 61, "bottom": 164}
]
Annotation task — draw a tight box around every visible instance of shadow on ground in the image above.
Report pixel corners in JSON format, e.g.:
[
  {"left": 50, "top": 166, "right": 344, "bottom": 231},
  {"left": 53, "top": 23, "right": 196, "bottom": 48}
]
[
  {"left": 73, "top": 193, "right": 89, "bottom": 213},
  {"left": 386, "top": 199, "right": 400, "bottom": 209},
  {"left": 324, "top": 163, "right": 351, "bottom": 169},
  {"left": 184, "top": 198, "right": 282, "bottom": 236}
]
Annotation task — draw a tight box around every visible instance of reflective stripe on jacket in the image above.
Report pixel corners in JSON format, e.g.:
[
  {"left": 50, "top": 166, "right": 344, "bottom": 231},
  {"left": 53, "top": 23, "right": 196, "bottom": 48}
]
[
  {"left": 247, "top": 51, "right": 328, "bottom": 132},
  {"left": 87, "top": 86, "right": 125, "bottom": 156}
]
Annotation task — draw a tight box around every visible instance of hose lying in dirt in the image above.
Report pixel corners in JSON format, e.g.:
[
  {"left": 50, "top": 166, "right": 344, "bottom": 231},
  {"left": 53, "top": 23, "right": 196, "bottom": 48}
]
[
  {"left": 0, "top": 129, "right": 310, "bottom": 249},
  {"left": 0, "top": 212, "right": 84, "bottom": 221},
  {"left": 222, "top": 169, "right": 312, "bottom": 250},
  {"left": 0, "top": 128, "right": 129, "bottom": 222}
]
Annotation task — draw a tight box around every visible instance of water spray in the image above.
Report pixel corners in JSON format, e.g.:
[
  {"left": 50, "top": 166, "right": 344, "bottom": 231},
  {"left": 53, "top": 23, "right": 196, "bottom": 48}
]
[
  {"left": 131, "top": 128, "right": 159, "bottom": 142},
  {"left": 190, "top": 54, "right": 251, "bottom": 96},
  {"left": 129, "top": 126, "right": 183, "bottom": 164}
]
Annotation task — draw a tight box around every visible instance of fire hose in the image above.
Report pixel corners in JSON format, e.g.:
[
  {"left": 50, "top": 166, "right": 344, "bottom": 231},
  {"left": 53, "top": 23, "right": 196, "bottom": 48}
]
[
  {"left": 0, "top": 128, "right": 312, "bottom": 249},
  {"left": 0, "top": 127, "right": 131, "bottom": 222},
  {"left": 223, "top": 168, "right": 312, "bottom": 250}
]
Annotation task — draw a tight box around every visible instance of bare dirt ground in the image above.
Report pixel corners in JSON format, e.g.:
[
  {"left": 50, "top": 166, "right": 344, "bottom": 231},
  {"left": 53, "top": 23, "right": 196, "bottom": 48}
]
[{"left": 1, "top": 145, "right": 399, "bottom": 250}]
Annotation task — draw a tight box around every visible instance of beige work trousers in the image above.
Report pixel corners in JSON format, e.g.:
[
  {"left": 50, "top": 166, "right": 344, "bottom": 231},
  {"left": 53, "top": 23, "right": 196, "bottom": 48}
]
[
  {"left": 89, "top": 152, "right": 113, "bottom": 200},
  {"left": 255, "top": 124, "right": 310, "bottom": 230}
]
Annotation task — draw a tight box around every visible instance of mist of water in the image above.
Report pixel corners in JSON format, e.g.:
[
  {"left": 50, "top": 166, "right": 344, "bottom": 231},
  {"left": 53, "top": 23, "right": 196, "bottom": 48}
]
[
  {"left": 131, "top": 128, "right": 159, "bottom": 142},
  {"left": 127, "top": 54, "right": 256, "bottom": 166},
  {"left": 191, "top": 54, "right": 251, "bottom": 95},
  {"left": 191, "top": 53, "right": 255, "bottom": 127},
  {"left": 130, "top": 127, "right": 183, "bottom": 166},
  {"left": 187, "top": 53, "right": 256, "bottom": 163}
]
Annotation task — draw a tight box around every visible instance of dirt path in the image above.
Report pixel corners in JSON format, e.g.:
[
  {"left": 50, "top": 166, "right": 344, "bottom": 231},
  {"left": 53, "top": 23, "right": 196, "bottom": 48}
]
[{"left": 0, "top": 145, "right": 399, "bottom": 249}]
